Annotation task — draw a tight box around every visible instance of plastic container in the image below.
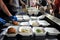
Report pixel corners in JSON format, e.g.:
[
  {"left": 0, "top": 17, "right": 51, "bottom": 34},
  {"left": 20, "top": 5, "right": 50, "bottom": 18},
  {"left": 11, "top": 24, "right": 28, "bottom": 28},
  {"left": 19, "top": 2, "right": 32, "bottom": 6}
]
[
  {"left": 20, "top": 22, "right": 30, "bottom": 26},
  {"left": 16, "top": 15, "right": 23, "bottom": 21},
  {"left": 4, "top": 26, "right": 19, "bottom": 37},
  {"left": 17, "top": 18, "right": 23, "bottom": 21},
  {"left": 28, "top": 10, "right": 39, "bottom": 15},
  {"left": 23, "top": 15, "right": 30, "bottom": 21},
  {"left": 19, "top": 26, "right": 33, "bottom": 36},
  {"left": 29, "top": 20, "right": 39, "bottom": 27},
  {"left": 28, "top": 7, "right": 39, "bottom": 15},
  {"left": 18, "top": 26, "right": 33, "bottom": 40},
  {"left": 30, "top": 16, "right": 38, "bottom": 20},
  {"left": 37, "top": 15, "right": 46, "bottom": 20},
  {"left": 37, "top": 20, "right": 50, "bottom": 26},
  {"left": 16, "top": 15, "right": 23, "bottom": 18},
  {"left": 33, "top": 27, "right": 46, "bottom": 40},
  {"left": 32, "top": 27, "right": 46, "bottom": 36},
  {"left": 44, "top": 27, "right": 60, "bottom": 35}
]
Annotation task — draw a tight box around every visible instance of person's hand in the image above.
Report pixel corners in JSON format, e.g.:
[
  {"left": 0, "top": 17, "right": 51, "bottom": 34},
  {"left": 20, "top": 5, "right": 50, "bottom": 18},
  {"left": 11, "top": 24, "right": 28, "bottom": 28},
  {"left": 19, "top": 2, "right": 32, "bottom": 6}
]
[
  {"left": 9, "top": 16, "right": 17, "bottom": 21},
  {"left": 9, "top": 16, "right": 19, "bottom": 25},
  {"left": 0, "top": 18, "right": 6, "bottom": 25},
  {"left": 50, "top": 12, "right": 55, "bottom": 16},
  {"left": 25, "top": 5, "right": 28, "bottom": 9},
  {"left": 12, "top": 21, "right": 19, "bottom": 25}
]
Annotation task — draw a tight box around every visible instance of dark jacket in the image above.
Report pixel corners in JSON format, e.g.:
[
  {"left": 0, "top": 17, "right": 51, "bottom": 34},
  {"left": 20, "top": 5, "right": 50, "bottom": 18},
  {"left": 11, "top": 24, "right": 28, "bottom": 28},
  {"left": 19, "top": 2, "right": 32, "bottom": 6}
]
[
  {"left": 0, "top": 0, "right": 17, "bottom": 18},
  {"left": 40, "top": 0, "right": 47, "bottom": 6}
]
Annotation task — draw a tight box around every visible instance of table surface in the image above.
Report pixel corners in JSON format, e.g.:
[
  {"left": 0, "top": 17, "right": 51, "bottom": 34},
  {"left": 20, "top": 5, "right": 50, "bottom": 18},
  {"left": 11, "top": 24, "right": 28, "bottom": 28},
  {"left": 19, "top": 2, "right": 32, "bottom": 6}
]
[
  {"left": 45, "top": 13, "right": 60, "bottom": 26},
  {"left": 0, "top": 14, "right": 60, "bottom": 40}
]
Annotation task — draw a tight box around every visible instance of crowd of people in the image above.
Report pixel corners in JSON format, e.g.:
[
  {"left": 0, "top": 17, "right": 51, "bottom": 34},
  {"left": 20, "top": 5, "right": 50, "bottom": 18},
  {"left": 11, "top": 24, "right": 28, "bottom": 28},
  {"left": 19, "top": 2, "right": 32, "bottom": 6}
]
[{"left": 47, "top": 0, "right": 60, "bottom": 18}]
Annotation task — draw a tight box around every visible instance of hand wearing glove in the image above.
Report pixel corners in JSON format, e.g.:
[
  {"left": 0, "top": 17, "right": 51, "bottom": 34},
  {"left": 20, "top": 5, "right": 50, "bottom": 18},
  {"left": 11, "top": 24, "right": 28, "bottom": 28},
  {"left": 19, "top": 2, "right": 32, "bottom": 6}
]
[
  {"left": 9, "top": 16, "right": 17, "bottom": 21},
  {"left": 9, "top": 16, "right": 19, "bottom": 25},
  {"left": 0, "top": 18, "right": 6, "bottom": 25}
]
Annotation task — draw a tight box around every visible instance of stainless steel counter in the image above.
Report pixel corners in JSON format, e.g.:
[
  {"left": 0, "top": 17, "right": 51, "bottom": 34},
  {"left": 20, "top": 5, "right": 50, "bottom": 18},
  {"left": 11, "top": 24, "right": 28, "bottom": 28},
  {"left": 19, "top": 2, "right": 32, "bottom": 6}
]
[{"left": 45, "top": 13, "right": 60, "bottom": 26}]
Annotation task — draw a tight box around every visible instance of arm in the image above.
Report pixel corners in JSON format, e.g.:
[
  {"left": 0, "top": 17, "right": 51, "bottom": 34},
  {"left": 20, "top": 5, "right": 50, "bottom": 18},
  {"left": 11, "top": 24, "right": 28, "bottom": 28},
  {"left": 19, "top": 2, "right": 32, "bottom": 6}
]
[
  {"left": 52, "top": 0, "right": 55, "bottom": 5},
  {"left": 10, "top": 0, "right": 12, "bottom": 5},
  {"left": 46, "top": 0, "right": 52, "bottom": 4},
  {"left": 0, "top": 0, "right": 18, "bottom": 25},
  {"left": 0, "top": 0, "right": 12, "bottom": 16},
  {"left": 46, "top": 0, "right": 55, "bottom": 16},
  {"left": 20, "top": 0, "right": 26, "bottom": 5}
]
